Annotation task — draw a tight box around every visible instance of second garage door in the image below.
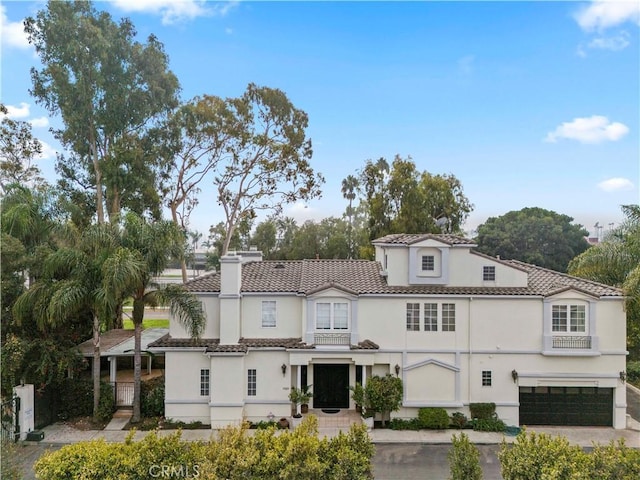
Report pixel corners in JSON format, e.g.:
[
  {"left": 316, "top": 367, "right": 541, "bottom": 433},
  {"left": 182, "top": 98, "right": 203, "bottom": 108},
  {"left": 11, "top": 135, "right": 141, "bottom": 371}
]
[{"left": 519, "top": 386, "right": 613, "bottom": 426}]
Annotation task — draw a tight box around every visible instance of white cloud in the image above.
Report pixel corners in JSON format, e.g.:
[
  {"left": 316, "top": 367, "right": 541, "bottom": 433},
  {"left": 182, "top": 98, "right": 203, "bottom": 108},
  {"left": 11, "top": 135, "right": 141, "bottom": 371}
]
[
  {"left": 457, "top": 55, "right": 475, "bottom": 75},
  {"left": 574, "top": 0, "right": 640, "bottom": 32},
  {"left": 0, "top": 5, "right": 30, "bottom": 49},
  {"left": 597, "top": 177, "right": 635, "bottom": 192},
  {"left": 545, "top": 115, "right": 629, "bottom": 144},
  {"left": 29, "top": 117, "right": 49, "bottom": 128},
  {"left": 588, "top": 30, "right": 630, "bottom": 50},
  {"left": 2, "top": 102, "right": 30, "bottom": 119},
  {"left": 225, "top": 27, "right": 233, "bottom": 35},
  {"left": 37, "top": 140, "right": 57, "bottom": 160},
  {"left": 111, "top": 0, "right": 238, "bottom": 25}
]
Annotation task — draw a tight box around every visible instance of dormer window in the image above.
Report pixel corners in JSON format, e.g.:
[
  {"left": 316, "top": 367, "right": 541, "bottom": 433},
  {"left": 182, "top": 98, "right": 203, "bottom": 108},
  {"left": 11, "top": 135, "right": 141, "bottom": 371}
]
[
  {"left": 421, "top": 255, "right": 435, "bottom": 271},
  {"left": 483, "top": 266, "right": 496, "bottom": 281}
]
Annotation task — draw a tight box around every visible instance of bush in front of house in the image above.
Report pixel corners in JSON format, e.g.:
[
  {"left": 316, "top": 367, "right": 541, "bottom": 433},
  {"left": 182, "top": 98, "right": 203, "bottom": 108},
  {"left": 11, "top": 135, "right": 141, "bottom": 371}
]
[
  {"left": 498, "top": 431, "right": 640, "bottom": 480},
  {"left": 418, "top": 407, "right": 450, "bottom": 429},
  {"left": 34, "top": 416, "right": 375, "bottom": 480},
  {"left": 141, "top": 375, "right": 164, "bottom": 417},
  {"left": 472, "top": 416, "right": 506, "bottom": 432},
  {"left": 469, "top": 402, "right": 496, "bottom": 420},
  {"left": 389, "top": 418, "right": 422, "bottom": 430},
  {"left": 450, "top": 411, "right": 468, "bottom": 429},
  {"left": 449, "top": 432, "right": 483, "bottom": 480},
  {"left": 56, "top": 378, "right": 114, "bottom": 422}
]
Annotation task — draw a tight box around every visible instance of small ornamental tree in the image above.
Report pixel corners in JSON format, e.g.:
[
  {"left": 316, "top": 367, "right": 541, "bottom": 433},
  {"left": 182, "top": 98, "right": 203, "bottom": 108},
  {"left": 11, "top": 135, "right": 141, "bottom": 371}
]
[
  {"left": 449, "top": 433, "right": 483, "bottom": 480},
  {"left": 364, "top": 374, "right": 403, "bottom": 427}
]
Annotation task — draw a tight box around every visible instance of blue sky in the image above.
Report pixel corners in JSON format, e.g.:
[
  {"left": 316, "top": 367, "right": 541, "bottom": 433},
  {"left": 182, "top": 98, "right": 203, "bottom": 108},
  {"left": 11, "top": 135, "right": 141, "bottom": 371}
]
[{"left": 2, "top": 0, "right": 639, "bottom": 238}]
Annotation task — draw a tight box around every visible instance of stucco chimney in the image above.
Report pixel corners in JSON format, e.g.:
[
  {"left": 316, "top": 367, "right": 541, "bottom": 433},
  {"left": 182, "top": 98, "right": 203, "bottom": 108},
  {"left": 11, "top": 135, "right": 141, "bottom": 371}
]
[{"left": 219, "top": 253, "right": 242, "bottom": 344}]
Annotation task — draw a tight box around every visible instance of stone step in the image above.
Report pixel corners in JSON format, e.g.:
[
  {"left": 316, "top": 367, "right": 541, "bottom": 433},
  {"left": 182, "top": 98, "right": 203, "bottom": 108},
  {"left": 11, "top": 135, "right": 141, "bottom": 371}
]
[{"left": 308, "top": 409, "right": 362, "bottom": 429}]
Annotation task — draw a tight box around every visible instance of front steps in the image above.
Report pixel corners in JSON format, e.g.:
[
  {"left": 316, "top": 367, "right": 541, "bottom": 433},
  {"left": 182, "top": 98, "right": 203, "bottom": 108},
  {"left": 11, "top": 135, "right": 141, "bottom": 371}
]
[{"left": 307, "top": 409, "right": 362, "bottom": 430}]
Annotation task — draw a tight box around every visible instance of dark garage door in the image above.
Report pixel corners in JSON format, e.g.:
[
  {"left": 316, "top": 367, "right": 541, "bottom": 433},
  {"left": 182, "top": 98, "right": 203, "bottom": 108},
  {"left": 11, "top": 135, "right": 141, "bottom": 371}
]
[{"left": 519, "top": 386, "right": 613, "bottom": 426}]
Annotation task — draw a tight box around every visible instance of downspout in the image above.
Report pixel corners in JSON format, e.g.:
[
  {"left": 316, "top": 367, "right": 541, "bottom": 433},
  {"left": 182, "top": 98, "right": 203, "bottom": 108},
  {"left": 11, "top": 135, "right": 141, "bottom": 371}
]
[{"left": 468, "top": 297, "right": 473, "bottom": 407}]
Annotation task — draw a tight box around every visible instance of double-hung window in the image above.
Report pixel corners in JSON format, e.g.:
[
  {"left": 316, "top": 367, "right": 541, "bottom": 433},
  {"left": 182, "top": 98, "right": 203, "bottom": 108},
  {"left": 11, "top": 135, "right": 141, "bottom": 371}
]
[
  {"left": 442, "top": 304, "right": 456, "bottom": 331},
  {"left": 424, "top": 303, "right": 438, "bottom": 331},
  {"left": 406, "top": 303, "right": 420, "bottom": 331},
  {"left": 316, "top": 302, "right": 349, "bottom": 330},
  {"left": 261, "top": 300, "right": 276, "bottom": 328}
]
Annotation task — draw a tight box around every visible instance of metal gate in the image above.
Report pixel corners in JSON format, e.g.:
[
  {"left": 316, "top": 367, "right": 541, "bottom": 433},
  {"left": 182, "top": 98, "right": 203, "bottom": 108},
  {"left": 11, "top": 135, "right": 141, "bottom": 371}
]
[
  {"left": 1, "top": 396, "right": 20, "bottom": 443},
  {"left": 111, "top": 382, "right": 134, "bottom": 407}
]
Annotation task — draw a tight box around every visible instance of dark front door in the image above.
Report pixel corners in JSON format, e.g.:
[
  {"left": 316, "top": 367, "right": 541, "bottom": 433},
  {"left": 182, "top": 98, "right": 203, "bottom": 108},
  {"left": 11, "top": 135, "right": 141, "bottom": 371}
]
[
  {"left": 519, "top": 386, "right": 613, "bottom": 426},
  {"left": 313, "top": 364, "right": 349, "bottom": 409}
]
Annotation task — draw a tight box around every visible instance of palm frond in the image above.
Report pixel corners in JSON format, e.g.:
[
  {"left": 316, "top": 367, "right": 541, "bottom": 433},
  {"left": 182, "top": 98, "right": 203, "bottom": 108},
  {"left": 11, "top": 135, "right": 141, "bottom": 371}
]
[
  {"left": 101, "top": 247, "right": 146, "bottom": 303},
  {"left": 47, "top": 280, "right": 88, "bottom": 327},
  {"left": 154, "top": 284, "right": 205, "bottom": 338}
]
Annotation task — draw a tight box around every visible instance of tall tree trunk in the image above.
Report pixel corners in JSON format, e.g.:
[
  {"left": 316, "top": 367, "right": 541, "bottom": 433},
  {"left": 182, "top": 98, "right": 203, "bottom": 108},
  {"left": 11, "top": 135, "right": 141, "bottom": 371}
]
[
  {"left": 171, "top": 204, "right": 189, "bottom": 284},
  {"left": 92, "top": 313, "right": 101, "bottom": 420},
  {"left": 131, "top": 298, "right": 144, "bottom": 423}
]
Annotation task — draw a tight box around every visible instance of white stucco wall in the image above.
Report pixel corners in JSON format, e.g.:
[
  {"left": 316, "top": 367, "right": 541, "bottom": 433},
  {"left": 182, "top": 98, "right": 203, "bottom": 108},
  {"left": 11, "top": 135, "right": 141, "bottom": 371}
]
[
  {"left": 241, "top": 295, "right": 302, "bottom": 338},
  {"left": 164, "top": 351, "right": 210, "bottom": 423}
]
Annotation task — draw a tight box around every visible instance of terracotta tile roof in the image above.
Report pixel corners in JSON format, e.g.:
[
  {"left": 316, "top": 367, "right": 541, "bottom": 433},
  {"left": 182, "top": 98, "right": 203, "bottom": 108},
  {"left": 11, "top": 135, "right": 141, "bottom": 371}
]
[
  {"left": 372, "top": 233, "right": 475, "bottom": 246},
  {"left": 205, "top": 344, "right": 247, "bottom": 353},
  {"left": 148, "top": 335, "right": 219, "bottom": 349},
  {"left": 181, "top": 254, "right": 622, "bottom": 299},
  {"left": 239, "top": 337, "right": 305, "bottom": 348},
  {"left": 505, "top": 260, "right": 622, "bottom": 297},
  {"left": 351, "top": 339, "right": 380, "bottom": 350}
]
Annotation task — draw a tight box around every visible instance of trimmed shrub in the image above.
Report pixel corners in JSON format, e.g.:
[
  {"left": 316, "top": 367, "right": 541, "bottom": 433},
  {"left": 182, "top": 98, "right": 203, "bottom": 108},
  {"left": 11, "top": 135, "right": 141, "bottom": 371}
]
[
  {"left": 450, "top": 412, "right": 468, "bottom": 429},
  {"left": 499, "top": 431, "right": 590, "bottom": 480},
  {"left": 96, "top": 382, "right": 115, "bottom": 422},
  {"left": 449, "top": 432, "right": 483, "bottom": 480},
  {"left": 389, "top": 418, "right": 422, "bottom": 430},
  {"left": 472, "top": 417, "right": 506, "bottom": 432},
  {"left": 418, "top": 407, "right": 450, "bottom": 429},
  {"left": 33, "top": 416, "right": 375, "bottom": 480},
  {"left": 141, "top": 375, "right": 164, "bottom": 417},
  {"left": 469, "top": 402, "right": 496, "bottom": 420}
]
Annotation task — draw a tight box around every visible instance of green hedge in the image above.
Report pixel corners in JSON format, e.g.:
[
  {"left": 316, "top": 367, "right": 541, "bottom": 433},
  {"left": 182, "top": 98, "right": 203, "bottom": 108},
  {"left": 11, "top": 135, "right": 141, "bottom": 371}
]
[
  {"left": 472, "top": 417, "right": 506, "bottom": 432},
  {"left": 57, "top": 378, "right": 114, "bottom": 422},
  {"left": 499, "top": 431, "right": 640, "bottom": 480},
  {"left": 469, "top": 403, "right": 496, "bottom": 420},
  {"left": 141, "top": 375, "right": 164, "bottom": 417},
  {"left": 418, "top": 408, "right": 450, "bottom": 429},
  {"left": 34, "top": 416, "right": 375, "bottom": 480}
]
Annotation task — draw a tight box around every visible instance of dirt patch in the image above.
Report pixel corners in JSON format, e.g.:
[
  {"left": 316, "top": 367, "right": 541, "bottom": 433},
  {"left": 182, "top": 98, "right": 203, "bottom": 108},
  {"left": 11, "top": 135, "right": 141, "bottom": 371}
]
[{"left": 65, "top": 416, "right": 107, "bottom": 430}]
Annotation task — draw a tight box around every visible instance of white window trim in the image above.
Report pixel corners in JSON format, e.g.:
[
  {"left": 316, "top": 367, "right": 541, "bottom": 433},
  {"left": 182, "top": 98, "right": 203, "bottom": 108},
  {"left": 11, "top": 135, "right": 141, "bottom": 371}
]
[
  {"left": 200, "top": 369, "right": 210, "bottom": 396},
  {"left": 421, "top": 255, "right": 435, "bottom": 271},
  {"left": 315, "top": 301, "right": 350, "bottom": 331},
  {"left": 483, "top": 266, "right": 496, "bottom": 281},
  {"left": 552, "top": 304, "right": 587, "bottom": 334},
  {"left": 247, "top": 369, "right": 257, "bottom": 396}
]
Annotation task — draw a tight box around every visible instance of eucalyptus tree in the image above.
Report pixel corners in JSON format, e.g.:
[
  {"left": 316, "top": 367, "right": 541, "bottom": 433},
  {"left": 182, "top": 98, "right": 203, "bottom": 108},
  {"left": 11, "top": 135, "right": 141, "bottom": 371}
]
[
  {"left": 208, "top": 83, "right": 324, "bottom": 255},
  {"left": 0, "top": 104, "right": 44, "bottom": 194},
  {"left": 106, "top": 213, "right": 205, "bottom": 422},
  {"left": 569, "top": 205, "right": 640, "bottom": 358},
  {"left": 25, "top": 0, "right": 180, "bottom": 224}
]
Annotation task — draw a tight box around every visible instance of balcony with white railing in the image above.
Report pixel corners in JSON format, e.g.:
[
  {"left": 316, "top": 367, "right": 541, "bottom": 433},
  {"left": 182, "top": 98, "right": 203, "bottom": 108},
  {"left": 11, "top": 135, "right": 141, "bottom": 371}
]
[
  {"left": 314, "top": 332, "right": 351, "bottom": 346},
  {"left": 542, "top": 334, "right": 599, "bottom": 356}
]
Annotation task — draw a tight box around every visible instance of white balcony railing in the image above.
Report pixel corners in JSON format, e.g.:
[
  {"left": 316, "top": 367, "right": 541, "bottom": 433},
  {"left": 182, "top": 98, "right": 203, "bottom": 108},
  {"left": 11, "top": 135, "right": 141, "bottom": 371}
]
[
  {"left": 314, "top": 332, "right": 351, "bottom": 346},
  {"left": 552, "top": 335, "right": 592, "bottom": 349}
]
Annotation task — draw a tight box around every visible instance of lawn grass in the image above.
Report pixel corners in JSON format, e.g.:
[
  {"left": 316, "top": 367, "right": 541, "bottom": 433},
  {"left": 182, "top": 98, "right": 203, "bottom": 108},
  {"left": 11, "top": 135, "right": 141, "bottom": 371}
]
[{"left": 122, "top": 318, "right": 169, "bottom": 330}]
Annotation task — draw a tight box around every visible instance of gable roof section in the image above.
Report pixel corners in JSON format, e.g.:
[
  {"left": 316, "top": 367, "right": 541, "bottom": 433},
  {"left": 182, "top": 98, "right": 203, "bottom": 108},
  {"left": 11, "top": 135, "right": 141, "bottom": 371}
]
[
  {"left": 182, "top": 256, "right": 622, "bottom": 298},
  {"left": 372, "top": 233, "right": 476, "bottom": 246}
]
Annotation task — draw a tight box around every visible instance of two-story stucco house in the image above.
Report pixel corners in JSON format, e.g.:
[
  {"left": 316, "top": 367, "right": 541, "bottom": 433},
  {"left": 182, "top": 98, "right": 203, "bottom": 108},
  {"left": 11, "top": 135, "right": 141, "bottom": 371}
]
[{"left": 149, "top": 234, "right": 628, "bottom": 429}]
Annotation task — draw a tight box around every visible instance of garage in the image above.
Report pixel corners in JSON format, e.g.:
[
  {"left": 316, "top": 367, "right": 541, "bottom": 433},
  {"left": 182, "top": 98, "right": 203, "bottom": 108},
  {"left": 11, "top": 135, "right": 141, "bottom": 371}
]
[{"left": 519, "top": 386, "right": 613, "bottom": 426}]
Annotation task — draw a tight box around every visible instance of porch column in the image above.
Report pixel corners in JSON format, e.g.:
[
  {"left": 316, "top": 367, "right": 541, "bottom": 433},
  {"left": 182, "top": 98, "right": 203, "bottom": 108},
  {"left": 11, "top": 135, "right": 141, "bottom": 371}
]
[
  {"left": 147, "top": 355, "right": 152, "bottom": 375},
  {"left": 108, "top": 356, "right": 117, "bottom": 383},
  {"left": 296, "top": 365, "right": 302, "bottom": 389},
  {"left": 362, "top": 366, "right": 367, "bottom": 388}
]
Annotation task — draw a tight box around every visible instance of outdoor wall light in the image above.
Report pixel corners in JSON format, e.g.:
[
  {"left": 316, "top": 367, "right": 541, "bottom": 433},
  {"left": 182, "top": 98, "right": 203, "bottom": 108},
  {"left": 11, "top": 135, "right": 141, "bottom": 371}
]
[
  {"left": 511, "top": 370, "right": 518, "bottom": 383},
  {"left": 281, "top": 363, "right": 287, "bottom": 377},
  {"left": 620, "top": 371, "right": 626, "bottom": 383},
  {"left": 394, "top": 364, "right": 401, "bottom": 376}
]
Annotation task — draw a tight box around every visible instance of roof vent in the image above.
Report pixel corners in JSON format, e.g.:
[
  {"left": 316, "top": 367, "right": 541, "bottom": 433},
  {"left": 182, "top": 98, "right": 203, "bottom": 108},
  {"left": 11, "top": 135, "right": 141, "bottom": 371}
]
[{"left": 275, "top": 263, "right": 285, "bottom": 269}]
